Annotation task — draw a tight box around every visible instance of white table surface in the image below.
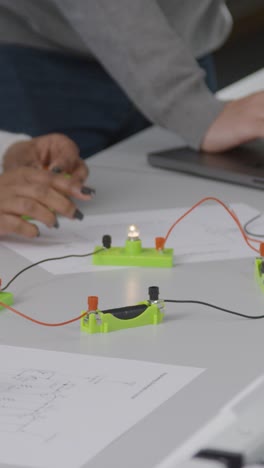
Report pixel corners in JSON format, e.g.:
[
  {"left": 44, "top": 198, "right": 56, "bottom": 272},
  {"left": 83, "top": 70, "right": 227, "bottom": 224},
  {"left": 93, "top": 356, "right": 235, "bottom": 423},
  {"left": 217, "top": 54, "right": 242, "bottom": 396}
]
[{"left": 1, "top": 69, "right": 264, "bottom": 468}]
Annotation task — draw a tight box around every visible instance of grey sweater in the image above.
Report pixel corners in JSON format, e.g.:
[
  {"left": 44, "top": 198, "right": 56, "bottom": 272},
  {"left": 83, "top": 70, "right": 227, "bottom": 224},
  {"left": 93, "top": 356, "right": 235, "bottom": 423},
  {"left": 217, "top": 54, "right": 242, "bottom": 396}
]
[{"left": 0, "top": 0, "right": 232, "bottom": 148}]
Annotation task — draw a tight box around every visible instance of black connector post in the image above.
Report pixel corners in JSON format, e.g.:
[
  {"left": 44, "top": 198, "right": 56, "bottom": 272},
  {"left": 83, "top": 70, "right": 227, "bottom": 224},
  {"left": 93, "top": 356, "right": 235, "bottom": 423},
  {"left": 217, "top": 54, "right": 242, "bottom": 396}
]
[
  {"left": 148, "top": 286, "right": 159, "bottom": 302},
  {"left": 102, "top": 235, "right": 112, "bottom": 249}
]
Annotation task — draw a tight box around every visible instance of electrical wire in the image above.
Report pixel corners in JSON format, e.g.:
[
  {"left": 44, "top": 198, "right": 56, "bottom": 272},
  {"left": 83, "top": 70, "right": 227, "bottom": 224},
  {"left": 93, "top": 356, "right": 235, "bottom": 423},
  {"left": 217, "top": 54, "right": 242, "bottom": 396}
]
[
  {"left": 164, "top": 299, "right": 264, "bottom": 319},
  {"left": 2, "top": 297, "right": 264, "bottom": 328},
  {"left": 2, "top": 198, "right": 261, "bottom": 292},
  {"left": 0, "top": 301, "right": 86, "bottom": 326},
  {"left": 162, "top": 197, "right": 260, "bottom": 253},
  {"left": 1, "top": 248, "right": 104, "bottom": 291},
  {"left": 244, "top": 213, "right": 264, "bottom": 238},
  {"left": 1, "top": 197, "right": 263, "bottom": 326}
]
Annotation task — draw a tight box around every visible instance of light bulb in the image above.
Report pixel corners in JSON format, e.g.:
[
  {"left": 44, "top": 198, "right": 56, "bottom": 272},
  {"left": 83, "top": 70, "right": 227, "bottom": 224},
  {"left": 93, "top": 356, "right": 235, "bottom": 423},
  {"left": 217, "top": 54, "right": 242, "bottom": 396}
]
[{"left": 127, "top": 224, "right": 140, "bottom": 240}]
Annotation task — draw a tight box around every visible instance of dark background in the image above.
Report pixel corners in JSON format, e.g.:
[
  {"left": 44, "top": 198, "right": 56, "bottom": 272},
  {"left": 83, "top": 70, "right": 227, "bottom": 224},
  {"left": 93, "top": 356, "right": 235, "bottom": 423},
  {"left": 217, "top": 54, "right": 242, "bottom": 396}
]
[{"left": 214, "top": 0, "right": 264, "bottom": 89}]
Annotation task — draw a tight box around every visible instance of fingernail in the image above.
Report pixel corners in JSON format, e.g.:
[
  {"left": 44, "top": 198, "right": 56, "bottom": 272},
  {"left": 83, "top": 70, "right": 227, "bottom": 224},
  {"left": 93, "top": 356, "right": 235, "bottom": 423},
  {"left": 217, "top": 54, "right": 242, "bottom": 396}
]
[
  {"left": 51, "top": 167, "right": 63, "bottom": 174},
  {"left": 74, "top": 209, "right": 84, "bottom": 221},
  {"left": 54, "top": 219, "right": 60, "bottom": 229},
  {"left": 81, "top": 186, "right": 96, "bottom": 196}
]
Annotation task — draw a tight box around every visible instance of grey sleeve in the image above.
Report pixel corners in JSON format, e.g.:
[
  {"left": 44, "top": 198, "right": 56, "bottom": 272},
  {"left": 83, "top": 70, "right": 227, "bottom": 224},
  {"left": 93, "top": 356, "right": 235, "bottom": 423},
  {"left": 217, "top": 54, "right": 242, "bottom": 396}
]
[{"left": 58, "top": 0, "right": 225, "bottom": 149}]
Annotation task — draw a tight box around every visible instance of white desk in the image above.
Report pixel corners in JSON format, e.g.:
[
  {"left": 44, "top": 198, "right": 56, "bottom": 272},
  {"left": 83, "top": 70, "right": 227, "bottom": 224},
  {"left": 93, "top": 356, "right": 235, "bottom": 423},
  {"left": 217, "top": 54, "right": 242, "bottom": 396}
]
[{"left": 1, "top": 69, "right": 264, "bottom": 468}]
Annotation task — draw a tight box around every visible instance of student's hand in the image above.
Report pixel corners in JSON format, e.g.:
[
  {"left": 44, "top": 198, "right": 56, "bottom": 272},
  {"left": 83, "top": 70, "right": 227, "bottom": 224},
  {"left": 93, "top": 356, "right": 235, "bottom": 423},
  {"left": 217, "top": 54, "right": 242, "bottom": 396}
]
[
  {"left": 3, "top": 133, "right": 88, "bottom": 183},
  {"left": 202, "top": 91, "right": 264, "bottom": 152},
  {"left": 0, "top": 167, "right": 91, "bottom": 238}
]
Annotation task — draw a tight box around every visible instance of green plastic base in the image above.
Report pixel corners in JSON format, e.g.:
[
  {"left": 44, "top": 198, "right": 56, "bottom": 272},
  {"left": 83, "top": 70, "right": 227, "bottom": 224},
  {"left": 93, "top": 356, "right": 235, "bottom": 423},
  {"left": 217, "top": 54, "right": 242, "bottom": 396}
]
[
  {"left": 80, "top": 301, "right": 164, "bottom": 334},
  {"left": 255, "top": 258, "right": 264, "bottom": 292},
  {"left": 0, "top": 291, "right": 14, "bottom": 310},
  {"left": 93, "top": 241, "right": 174, "bottom": 268}
]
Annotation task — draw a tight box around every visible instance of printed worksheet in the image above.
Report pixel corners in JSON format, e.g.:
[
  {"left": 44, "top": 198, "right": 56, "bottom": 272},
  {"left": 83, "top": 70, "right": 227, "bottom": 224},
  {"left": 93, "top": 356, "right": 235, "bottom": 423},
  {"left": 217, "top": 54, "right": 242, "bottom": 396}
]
[
  {"left": 0, "top": 345, "right": 204, "bottom": 468},
  {"left": 1, "top": 203, "right": 260, "bottom": 274}
]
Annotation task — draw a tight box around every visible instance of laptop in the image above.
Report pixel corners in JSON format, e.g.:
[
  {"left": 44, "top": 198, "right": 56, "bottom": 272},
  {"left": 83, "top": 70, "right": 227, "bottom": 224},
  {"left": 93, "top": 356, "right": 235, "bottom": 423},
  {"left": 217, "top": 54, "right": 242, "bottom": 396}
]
[{"left": 148, "top": 139, "right": 264, "bottom": 189}]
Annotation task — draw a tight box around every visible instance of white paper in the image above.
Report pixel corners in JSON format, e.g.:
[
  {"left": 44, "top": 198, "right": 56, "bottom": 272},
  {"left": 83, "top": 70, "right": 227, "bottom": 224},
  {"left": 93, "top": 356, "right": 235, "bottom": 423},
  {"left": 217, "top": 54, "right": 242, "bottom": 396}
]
[
  {"left": 0, "top": 345, "right": 204, "bottom": 468},
  {"left": 1, "top": 203, "right": 260, "bottom": 274}
]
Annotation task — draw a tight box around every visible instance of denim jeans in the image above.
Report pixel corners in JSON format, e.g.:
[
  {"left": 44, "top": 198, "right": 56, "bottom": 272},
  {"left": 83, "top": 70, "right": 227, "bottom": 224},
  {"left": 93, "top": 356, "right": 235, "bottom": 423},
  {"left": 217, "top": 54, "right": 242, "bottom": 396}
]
[{"left": 0, "top": 45, "right": 217, "bottom": 158}]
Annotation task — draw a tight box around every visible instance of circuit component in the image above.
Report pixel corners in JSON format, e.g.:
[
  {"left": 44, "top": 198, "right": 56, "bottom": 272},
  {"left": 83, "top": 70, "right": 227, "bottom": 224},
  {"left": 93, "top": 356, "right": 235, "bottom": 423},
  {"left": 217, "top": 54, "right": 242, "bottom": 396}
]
[
  {"left": 0, "top": 293, "right": 14, "bottom": 310},
  {"left": 80, "top": 286, "right": 165, "bottom": 334},
  {"left": 255, "top": 243, "right": 264, "bottom": 292},
  {"left": 93, "top": 227, "right": 174, "bottom": 268}
]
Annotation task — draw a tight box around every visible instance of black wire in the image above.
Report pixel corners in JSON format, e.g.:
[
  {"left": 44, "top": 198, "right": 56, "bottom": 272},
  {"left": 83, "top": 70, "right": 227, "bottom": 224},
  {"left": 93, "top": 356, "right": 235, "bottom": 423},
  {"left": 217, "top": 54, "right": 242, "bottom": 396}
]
[
  {"left": 1, "top": 248, "right": 104, "bottom": 291},
  {"left": 244, "top": 213, "right": 264, "bottom": 238},
  {"left": 164, "top": 299, "right": 264, "bottom": 319}
]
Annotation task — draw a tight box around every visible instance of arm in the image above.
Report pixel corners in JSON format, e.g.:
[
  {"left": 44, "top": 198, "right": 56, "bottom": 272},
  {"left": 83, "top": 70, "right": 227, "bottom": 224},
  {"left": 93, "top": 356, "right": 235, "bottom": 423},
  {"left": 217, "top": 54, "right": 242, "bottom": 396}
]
[
  {"left": 58, "top": 0, "right": 264, "bottom": 151},
  {"left": 57, "top": 0, "right": 224, "bottom": 149}
]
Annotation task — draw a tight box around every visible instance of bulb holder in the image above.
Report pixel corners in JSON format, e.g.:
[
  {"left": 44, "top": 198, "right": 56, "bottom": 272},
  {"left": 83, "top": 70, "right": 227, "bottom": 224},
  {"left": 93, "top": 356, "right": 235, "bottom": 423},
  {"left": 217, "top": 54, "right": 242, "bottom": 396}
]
[
  {"left": 93, "top": 238, "right": 173, "bottom": 268},
  {"left": 0, "top": 291, "right": 14, "bottom": 310}
]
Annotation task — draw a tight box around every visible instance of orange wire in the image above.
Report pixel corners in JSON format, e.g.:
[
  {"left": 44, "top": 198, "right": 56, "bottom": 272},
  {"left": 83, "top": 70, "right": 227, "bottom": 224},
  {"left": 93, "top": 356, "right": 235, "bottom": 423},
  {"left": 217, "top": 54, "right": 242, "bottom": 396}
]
[
  {"left": 0, "top": 301, "right": 86, "bottom": 327},
  {"left": 163, "top": 196, "right": 260, "bottom": 254}
]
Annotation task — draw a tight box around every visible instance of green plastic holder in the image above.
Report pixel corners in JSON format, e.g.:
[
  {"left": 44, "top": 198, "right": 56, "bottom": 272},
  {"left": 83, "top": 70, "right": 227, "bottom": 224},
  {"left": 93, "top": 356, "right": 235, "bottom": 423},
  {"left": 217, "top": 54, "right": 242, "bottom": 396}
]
[
  {"left": 255, "top": 258, "right": 264, "bottom": 292},
  {"left": 0, "top": 291, "right": 14, "bottom": 310},
  {"left": 93, "top": 239, "right": 174, "bottom": 268},
  {"left": 80, "top": 301, "right": 164, "bottom": 334}
]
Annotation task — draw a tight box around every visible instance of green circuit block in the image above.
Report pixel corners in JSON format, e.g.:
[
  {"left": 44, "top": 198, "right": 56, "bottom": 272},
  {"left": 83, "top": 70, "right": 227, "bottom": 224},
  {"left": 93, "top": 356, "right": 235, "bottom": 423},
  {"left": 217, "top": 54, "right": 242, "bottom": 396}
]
[
  {"left": 255, "top": 258, "right": 264, "bottom": 292},
  {"left": 80, "top": 301, "right": 164, "bottom": 334},
  {"left": 93, "top": 240, "right": 174, "bottom": 268},
  {"left": 0, "top": 291, "right": 14, "bottom": 310}
]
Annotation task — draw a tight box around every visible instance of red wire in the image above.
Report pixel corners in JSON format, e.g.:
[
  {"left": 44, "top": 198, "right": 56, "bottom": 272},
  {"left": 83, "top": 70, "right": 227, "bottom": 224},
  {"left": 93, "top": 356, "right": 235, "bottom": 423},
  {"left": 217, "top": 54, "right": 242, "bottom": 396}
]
[
  {"left": 0, "top": 301, "right": 86, "bottom": 327},
  {"left": 163, "top": 196, "right": 260, "bottom": 254}
]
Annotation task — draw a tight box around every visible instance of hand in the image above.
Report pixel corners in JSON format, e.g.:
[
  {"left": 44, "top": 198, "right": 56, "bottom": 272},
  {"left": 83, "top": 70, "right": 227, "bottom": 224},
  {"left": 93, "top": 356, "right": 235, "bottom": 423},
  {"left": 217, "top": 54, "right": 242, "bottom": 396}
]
[
  {"left": 201, "top": 91, "right": 264, "bottom": 152},
  {"left": 0, "top": 167, "right": 91, "bottom": 238},
  {"left": 3, "top": 133, "right": 89, "bottom": 183}
]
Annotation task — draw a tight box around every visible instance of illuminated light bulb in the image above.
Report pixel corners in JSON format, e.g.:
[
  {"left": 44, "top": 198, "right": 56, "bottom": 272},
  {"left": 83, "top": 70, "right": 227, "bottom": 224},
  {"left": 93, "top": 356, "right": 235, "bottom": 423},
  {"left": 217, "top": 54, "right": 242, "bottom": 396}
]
[{"left": 127, "top": 224, "right": 140, "bottom": 240}]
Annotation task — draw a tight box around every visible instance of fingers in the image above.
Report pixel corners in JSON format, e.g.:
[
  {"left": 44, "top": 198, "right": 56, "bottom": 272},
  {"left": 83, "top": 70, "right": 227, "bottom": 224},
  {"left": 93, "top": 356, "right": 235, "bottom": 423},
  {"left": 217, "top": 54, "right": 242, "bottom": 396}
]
[
  {"left": 0, "top": 197, "right": 57, "bottom": 228},
  {"left": 201, "top": 91, "right": 264, "bottom": 152},
  {"left": 36, "top": 133, "right": 82, "bottom": 173},
  {"left": 50, "top": 172, "right": 94, "bottom": 201},
  {"left": 0, "top": 167, "right": 90, "bottom": 241},
  {"left": 13, "top": 182, "right": 79, "bottom": 220},
  {"left": 0, "top": 214, "right": 40, "bottom": 238},
  {"left": 71, "top": 160, "right": 89, "bottom": 183},
  {"left": 6, "top": 166, "right": 86, "bottom": 203},
  {"left": 4, "top": 133, "right": 87, "bottom": 180}
]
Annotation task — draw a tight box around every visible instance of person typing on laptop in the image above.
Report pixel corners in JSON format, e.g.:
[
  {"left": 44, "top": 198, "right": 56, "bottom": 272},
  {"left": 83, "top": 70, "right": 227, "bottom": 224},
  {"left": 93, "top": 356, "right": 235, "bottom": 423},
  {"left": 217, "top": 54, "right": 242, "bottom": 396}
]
[{"left": 0, "top": 0, "right": 263, "bottom": 161}]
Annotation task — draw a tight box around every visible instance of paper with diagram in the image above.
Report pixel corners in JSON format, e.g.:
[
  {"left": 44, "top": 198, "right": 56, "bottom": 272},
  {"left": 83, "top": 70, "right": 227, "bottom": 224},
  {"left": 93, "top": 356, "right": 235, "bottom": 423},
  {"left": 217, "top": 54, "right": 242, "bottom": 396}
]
[
  {"left": 1, "top": 203, "right": 260, "bottom": 274},
  {"left": 0, "top": 345, "right": 204, "bottom": 468}
]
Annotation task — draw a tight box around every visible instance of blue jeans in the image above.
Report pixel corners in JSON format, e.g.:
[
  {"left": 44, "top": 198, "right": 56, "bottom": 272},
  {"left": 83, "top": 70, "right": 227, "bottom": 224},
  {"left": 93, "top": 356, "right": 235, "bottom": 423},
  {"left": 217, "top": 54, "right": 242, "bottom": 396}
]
[{"left": 0, "top": 45, "right": 217, "bottom": 158}]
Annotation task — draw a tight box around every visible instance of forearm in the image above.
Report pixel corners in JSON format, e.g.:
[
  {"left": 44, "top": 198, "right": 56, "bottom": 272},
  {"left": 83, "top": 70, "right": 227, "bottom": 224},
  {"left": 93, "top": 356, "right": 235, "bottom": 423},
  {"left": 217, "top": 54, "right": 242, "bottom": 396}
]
[{"left": 58, "top": 0, "right": 225, "bottom": 148}]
